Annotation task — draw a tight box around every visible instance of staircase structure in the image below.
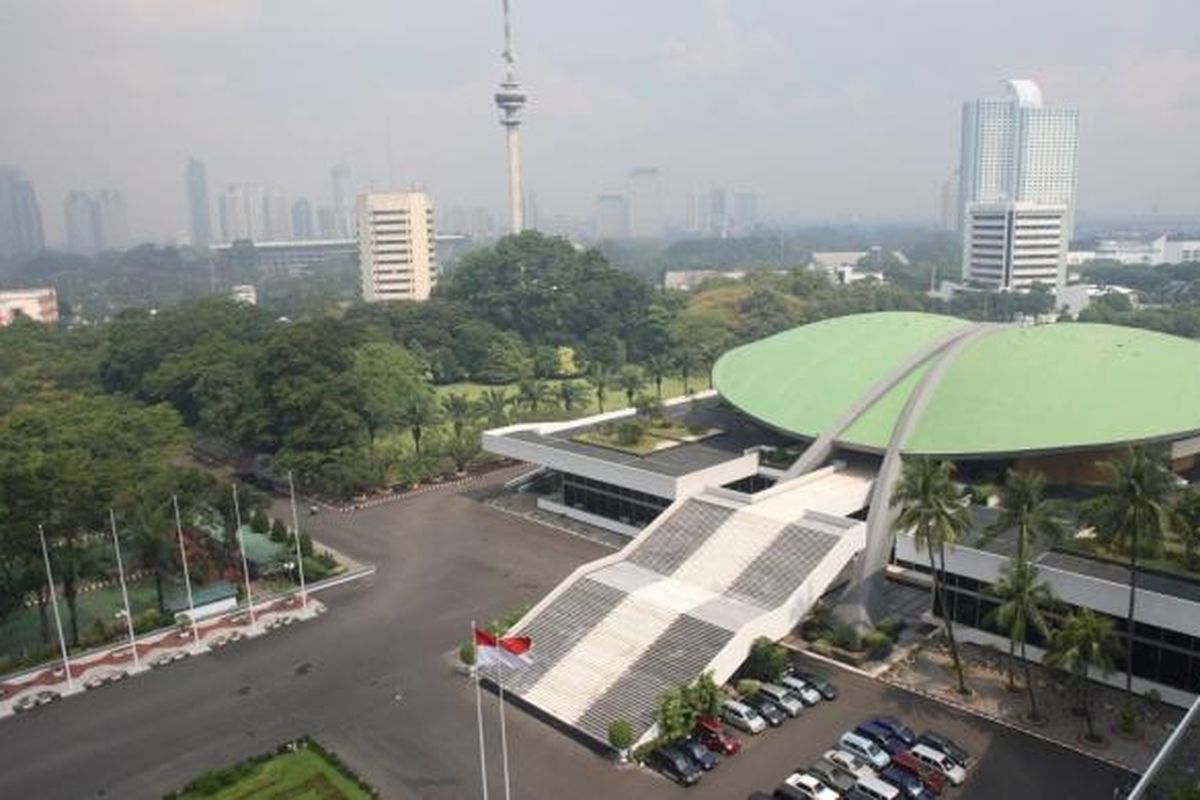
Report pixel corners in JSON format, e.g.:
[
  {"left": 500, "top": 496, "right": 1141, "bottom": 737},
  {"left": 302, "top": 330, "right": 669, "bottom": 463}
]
[{"left": 503, "top": 466, "right": 873, "bottom": 747}]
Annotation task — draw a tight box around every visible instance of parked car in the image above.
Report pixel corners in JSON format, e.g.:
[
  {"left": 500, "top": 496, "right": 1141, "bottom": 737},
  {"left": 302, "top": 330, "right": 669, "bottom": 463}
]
[
  {"left": 749, "top": 694, "right": 787, "bottom": 727},
  {"left": 694, "top": 718, "right": 742, "bottom": 755},
  {"left": 839, "top": 731, "right": 890, "bottom": 771},
  {"left": 780, "top": 771, "right": 840, "bottom": 800},
  {"left": 13, "top": 694, "right": 39, "bottom": 712},
  {"left": 890, "top": 752, "right": 946, "bottom": 795},
  {"left": 749, "top": 793, "right": 775, "bottom": 800},
  {"left": 794, "top": 669, "right": 839, "bottom": 700},
  {"left": 880, "top": 766, "right": 935, "bottom": 800},
  {"left": 677, "top": 737, "right": 719, "bottom": 771},
  {"left": 872, "top": 716, "right": 917, "bottom": 747},
  {"left": 823, "top": 748, "right": 877, "bottom": 780},
  {"left": 808, "top": 758, "right": 858, "bottom": 794},
  {"left": 649, "top": 745, "right": 702, "bottom": 786},
  {"left": 855, "top": 774, "right": 901, "bottom": 800},
  {"left": 916, "top": 731, "right": 970, "bottom": 768},
  {"left": 83, "top": 674, "right": 108, "bottom": 690},
  {"left": 855, "top": 722, "right": 909, "bottom": 756},
  {"left": 779, "top": 674, "right": 822, "bottom": 706},
  {"left": 759, "top": 683, "right": 804, "bottom": 717},
  {"left": 34, "top": 690, "right": 60, "bottom": 706},
  {"left": 908, "top": 744, "right": 966, "bottom": 787},
  {"left": 723, "top": 699, "right": 767, "bottom": 734}
]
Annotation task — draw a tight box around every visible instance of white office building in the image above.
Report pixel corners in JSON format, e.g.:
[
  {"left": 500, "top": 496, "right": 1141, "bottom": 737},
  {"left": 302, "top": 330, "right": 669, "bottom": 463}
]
[
  {"left": 357, "top": 192, "right": 437, "bottom": 302},
  {"left": 963, "top": 202, "right": 1067, "bottom": 291}
]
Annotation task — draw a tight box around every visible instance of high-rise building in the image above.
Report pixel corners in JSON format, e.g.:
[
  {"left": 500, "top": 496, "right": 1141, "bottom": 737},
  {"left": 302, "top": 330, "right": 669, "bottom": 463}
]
[
  {"left": 263, "top": 192, "right": 291, "bottom": 241},
  {"left": 331, "top": 164, "right": 352, "bottom": 238},
  {"left": 627, "top": 167, "right": 664, "bottom": 238},
  {"left": 958, "top": 79, "right": 1078, "bottom": 290},
  {"left": 218, "top": 186, "right": 249, "bottom": 242},
  {"left": 316, "top": 206, "right": 336, "bottom": 239},
  {"left": 357, "top": 192, "right": 437, "bottom": 302},
  {"left": 64, "top": 191, "right": 100, "bottom": 255},
  {"left": 594, "top": 194, "right": 629, "bottom": 239},
  {"left": 707, "top": 187, "right": 728, "bottom": 237},
  {"left": 186, "top": 157, "right": 212, "bottom": 247},
  {"left": 964, "top": 202, "right": 1067, "bottom": 291},
  {"left": 291, "top": 198, "right": 314, "bottom": 241},
  {"left": 957, "top": 79, "right": 1079, "bottom": 234},
  {"left": 96, "top": 189, "right": 128, "bottom": 251},
  {"left": 0, "top": 166, "right": 45, "bottom": 257},
  {"left": 733, "top": 191, "right": 758, "bottom": 236}
]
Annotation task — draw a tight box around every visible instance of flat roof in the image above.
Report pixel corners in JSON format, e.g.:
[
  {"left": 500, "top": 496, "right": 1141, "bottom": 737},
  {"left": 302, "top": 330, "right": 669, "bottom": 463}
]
[{"left": 714, "top": 312, "right": 1200, "bottom": 457}]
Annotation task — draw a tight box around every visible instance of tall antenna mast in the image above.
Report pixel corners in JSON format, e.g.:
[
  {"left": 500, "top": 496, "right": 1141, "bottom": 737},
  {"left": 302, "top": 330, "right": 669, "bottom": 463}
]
[{"left": 494, "top": 0, "right": 527, "bottom": 234}]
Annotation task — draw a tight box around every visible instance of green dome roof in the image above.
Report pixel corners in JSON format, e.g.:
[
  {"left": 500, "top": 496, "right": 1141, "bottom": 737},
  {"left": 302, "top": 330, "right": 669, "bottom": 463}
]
[{"left": 712, "top": 311, "right": 1200, "bottom": 457}]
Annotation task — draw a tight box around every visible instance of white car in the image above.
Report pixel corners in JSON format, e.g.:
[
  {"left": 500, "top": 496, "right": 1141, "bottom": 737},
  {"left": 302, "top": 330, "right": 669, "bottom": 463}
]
[
  {"left": 823, "top": 748, "right": 877, "bottom": 780},
  {"left": 783, "top": 771, "right": 840, "bottom": 800},
  {"left": 910, "top": 743, "right": 967, "bottom": 786},
  {"left": 759, "top": 682, "right": 804, "bottom": 717},
  {"left": 13, "top": 694, "right": 39, "bottom": 712},
  {"left": 83, "top": 674, "right": 108, "bottom": 690},
  {"left": 722, "top": 699, "right": 767, "bottom": 734},
  {"left": 840, "top": 730, "right": 890, "bottom": 771},
  {"left": 780, "top": 675, "right": 822, "bottom": 706}
]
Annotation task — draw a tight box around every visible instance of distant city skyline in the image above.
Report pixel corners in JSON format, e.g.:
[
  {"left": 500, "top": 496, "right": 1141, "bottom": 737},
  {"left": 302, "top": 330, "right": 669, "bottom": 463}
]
[{"left": 2, "top": 1, "right": 1196, "bottom": 244}]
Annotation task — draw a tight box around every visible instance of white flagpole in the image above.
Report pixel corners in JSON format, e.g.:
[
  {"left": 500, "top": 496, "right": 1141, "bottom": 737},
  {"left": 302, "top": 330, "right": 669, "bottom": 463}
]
[
  {"left": 473, "top": 621, "right": 489, "bottom": 800},
  {"left": 287, "top": 471, "right": 308, "bottom": 608},
  {"left": 38, "top": 524, "right": 73, "bottom": 691},
  {"left": 497, "top": 657, "right": 512, "bottom": 800},
  {"left": 108, "top": 509, "right": 139, "bottom": 668},
  {"left": 231, "top": 484, "right": 255, "bottom": 625},
  {"left": 172, "top": 495, "right": 200, "bottom": 650}
]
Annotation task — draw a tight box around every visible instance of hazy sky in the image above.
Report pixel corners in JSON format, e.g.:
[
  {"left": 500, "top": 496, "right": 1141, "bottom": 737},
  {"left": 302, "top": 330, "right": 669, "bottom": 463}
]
[{"left": 3, "top": 0, "right": 1198, "bottom": 243}]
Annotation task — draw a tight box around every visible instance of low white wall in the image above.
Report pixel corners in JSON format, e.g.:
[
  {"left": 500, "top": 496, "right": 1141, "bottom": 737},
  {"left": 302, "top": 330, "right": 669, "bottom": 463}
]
[{"left": 535, "top": 497, "right": 642, "bottom": 538}]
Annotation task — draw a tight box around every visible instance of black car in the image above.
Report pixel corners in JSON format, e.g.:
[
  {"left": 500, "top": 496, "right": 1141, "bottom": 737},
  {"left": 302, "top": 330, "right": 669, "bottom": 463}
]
[
  {"left": 873, "top": 715, "right": 918, "bottom": 747},
  {"left": 917, "top": 730, "right": 971, "bottom": 767},
  {"left": 650, "top": 745, "right": 702, "bottom": 786},
  {"left": 749, "top": 792, "right": 775, "bottom": 800},
  {"left": 807, "top": 759, "right": 857, "bottom": 794},
  {"left": 678, "top": 736, "right": 720, "bottom": 771},
  {"left": 795, "top": 669, "right": 839, "bottom": 700},
  {"left": 749, "top": 694, "right": 787, "bottom": 727}
]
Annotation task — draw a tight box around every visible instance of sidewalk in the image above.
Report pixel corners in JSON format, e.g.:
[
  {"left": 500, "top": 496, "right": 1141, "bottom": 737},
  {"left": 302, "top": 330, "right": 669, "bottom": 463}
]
[{"left": 883, "top": 641, "right": 1180, "bottom": 772}]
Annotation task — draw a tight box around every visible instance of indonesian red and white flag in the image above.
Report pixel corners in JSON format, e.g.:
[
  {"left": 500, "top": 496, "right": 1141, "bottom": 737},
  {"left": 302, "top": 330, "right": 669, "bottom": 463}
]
[{"left": 474, "top": 627, "right": 534, "bottom": 670}]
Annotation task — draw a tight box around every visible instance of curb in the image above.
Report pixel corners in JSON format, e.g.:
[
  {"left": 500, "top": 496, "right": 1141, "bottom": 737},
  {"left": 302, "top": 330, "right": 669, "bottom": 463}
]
[
  {"left": 316, "top": 464, "right": 526, "bottom": 514},
  {"left": 483, "top": 500, "right": 623, "bottom": 551}
]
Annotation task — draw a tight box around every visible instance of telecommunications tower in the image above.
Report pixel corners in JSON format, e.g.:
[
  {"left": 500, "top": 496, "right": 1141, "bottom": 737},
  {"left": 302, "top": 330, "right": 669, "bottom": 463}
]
[{"left": 494, "top": 0, "right": 527, "bottom": 234}]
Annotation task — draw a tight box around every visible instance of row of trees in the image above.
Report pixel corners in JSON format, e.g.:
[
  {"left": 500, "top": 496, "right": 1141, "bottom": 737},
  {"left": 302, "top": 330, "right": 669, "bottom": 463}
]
[{"left": 896, "top": 448, "right": 1188, "bottom": 741}]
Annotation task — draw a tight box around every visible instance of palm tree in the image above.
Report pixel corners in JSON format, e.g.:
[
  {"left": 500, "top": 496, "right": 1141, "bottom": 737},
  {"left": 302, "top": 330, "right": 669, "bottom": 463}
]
[
  {"left": 1084, "top": 447, "right": 1175, "bottom": 699},
  {"left": 129, "top": 498, "right": 174, "bottom": 614},
  {"left": 988, "top": 559, "right": 1055, "bottom": 720},
  {"left": 477, "top": 389, "right": 511, "bottom": 427},
  {"left": 892, "top": 458, "right": 972, "bottom": 695},
  {"left": 617, "top": 365, "right": 645, "bottom": 407},
  {"left": 442, "top": 392, "right": 475, "bottom": 439},
  {"left": 645, "top": 355, "right": 672, "bottom": 399},
  {"left": 674, "top": 348, "right": 699, "bottom": 394},
  {"left": 1175, "top": 488, "right": 1200, "bottom": 571},
  {"left": 984, "top": 469, "right": 1062, "bottom": 687},
  {"left": 1044, "top": 610, "right": 1122, "bottom": 742},
  {"left": 397, "top": 393, "right": 441, "bottom": 455},
  {"left": 587, "top": 368, "right": 611, "bottom": 413},
  {"left": 557, "top": 380, "right": 590, "bottom": 414}
]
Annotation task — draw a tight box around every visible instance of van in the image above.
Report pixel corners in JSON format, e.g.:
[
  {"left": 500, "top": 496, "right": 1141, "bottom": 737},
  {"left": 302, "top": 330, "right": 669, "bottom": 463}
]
[
  {"left": 909, "top": 744, "right": 966, "bottom": 786},
  {"left": 723, "top": 699, "right": 767, "bottom": 734},
  {"left": 856, "top": 774, "right": 902, "bottom": 800},
  {"left": 759, "top": 683, "right": 804, "bottom": 717},
  {"left": 779, "top": 674, "right": 821, "bottom": 706},
  {"left": 839, "top": 731, "right": 890, "bottom": 771}
]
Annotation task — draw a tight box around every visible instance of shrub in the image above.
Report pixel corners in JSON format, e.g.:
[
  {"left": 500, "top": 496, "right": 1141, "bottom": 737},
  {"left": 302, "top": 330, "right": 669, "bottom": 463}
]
[
  {"left": 1118, "top": 704, "right": 1138, "bottom": 735},
  {"left": 877, "top": 616, "right": 906, "bottom": 641},
  {"left": 608, "top": 719, "right": 634, "bottom": 751},
  {"left": 658, "top": 688, "right": 693, "bottom": 743},
  {"left": 830, "top": 623, "right": 861, "bottom": 652},
  {"left": 736, "top": 678, "right": 762, "bottom": 698},
  {"left": 862, "top": 630, "right": 893, "bottom": 659},
  {"left": 269, "top": 518, "right": 288, "bottom": 542},
  {"left": 459, "top": 641, "right": 476, "bottom": 666},
  {"left": 744, "top": 636, "right": 789, "bottom": 681},
  {"left": 615, "top": 419, "right": 647, "bottom": 446},
  {"left": 634, "top": 394, "right": 664, "bottom": 421},
  {"left": 811, "top": 638, "right": 834, "bottom": 657},
  {"left": 250, "top": 509, "right": 270, "bottom": 534},
  {"left": 299, "top": 531, "right": 314, "bottom": 558}
]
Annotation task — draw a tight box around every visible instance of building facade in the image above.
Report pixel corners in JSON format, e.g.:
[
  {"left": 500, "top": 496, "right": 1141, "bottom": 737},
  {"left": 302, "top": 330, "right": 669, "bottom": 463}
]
[
  {"left": 64, "top": 190, "right": 100, "bottom": 255},
  {"left": 0, "top": 287, "right": 58, "bottom": 326},
  {"left": 627, "top": 167, "right": 664, "bottom": 238},
  {"left": 357, "top": 192, "right": 437, "bottom": 302},
  {"left": 963, "top": 202, "right": 1068, "bottom": 290},
  {"left": 186, "top": 157, "right": 212, "bottom": 247},
  {"left": 291, "top": 198, "right": 314, "bottom": 241},
  {"left": 594, "top": 193, "right": 628, "bottom": 239},
  {"left": 95, "top": 189, "right": 128, "bottom": 251},
  {"left": 0, "top": 166, "right": 45, "bottom": 257}
]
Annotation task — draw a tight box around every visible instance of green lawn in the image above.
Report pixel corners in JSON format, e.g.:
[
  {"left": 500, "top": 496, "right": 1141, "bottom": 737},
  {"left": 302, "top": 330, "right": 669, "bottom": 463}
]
[
  {"left": 435, "top": 374, "right": 708, "bottom": 417},
  {"left": 175, "top": 748, "right": 372, "bottom": 799}
]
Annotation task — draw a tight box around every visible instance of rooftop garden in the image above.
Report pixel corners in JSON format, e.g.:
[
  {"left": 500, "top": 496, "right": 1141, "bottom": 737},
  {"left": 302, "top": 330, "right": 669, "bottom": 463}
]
[{"left": 570, "top": 396, "right": 721, "bottom": 456}]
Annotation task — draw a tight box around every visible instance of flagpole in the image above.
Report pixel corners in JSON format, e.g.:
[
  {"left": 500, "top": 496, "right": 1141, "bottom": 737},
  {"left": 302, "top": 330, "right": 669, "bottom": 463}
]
[
  {"left": 109, "top": 509, "right": 139, "bottom": 668},
  {"left": 231, "top": 484, "right": 255, "bottom": 625},
  {"left": 38, "top": 524, "right": 73, "bottom": 691},
  {"left": 172, "top": 495, "right": 200, "bottom": 650},
  {"left": 497, "top": 657, "right": 512, "bottom": 800},
  {"left": 287, "top": 471, "right": 308, "bottom": 609},
  {"left": 473, "top": 621, "right": 489, "bottom": 800}
]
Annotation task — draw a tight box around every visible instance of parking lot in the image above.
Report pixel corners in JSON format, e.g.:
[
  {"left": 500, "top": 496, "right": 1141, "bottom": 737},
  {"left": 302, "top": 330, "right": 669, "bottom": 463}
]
[
  {"left": 0, "top": 472, "right": 1137, "bottom": 799},
  {"left": 634, "top": 652, "right": 1133, "bottom": 799}
]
